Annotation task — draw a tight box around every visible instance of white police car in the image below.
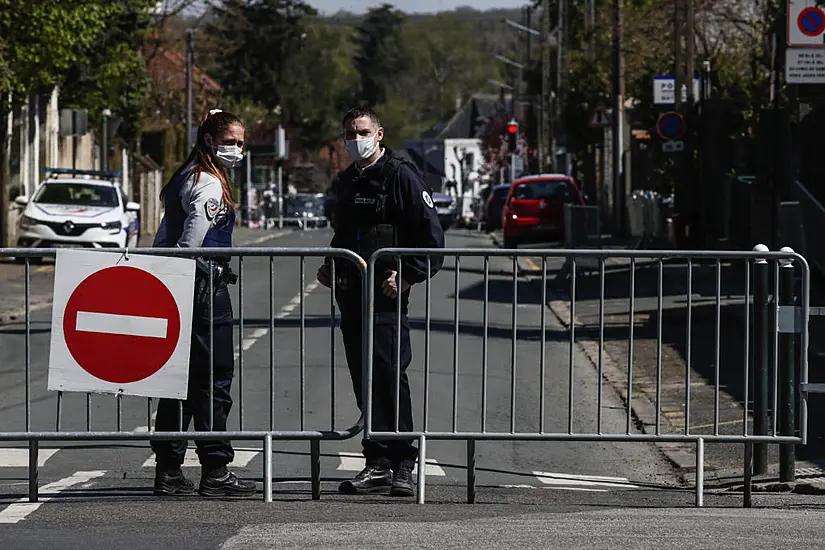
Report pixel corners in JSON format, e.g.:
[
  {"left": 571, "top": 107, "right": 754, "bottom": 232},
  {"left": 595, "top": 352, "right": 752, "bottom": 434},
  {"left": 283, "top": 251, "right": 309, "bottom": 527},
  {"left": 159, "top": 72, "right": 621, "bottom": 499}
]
[{"left": 15, "top": 169, "right": 140, "bottom": 254}]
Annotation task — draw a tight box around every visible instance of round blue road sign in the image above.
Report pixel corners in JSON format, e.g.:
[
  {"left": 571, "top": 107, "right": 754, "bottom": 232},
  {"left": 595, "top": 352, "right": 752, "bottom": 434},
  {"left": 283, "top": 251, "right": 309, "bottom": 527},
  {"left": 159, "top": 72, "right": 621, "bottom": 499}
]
[
  {"left": 798, "top": 7, "right": 825, "bottom": 37},
  {"left": 656, "top": 112, "right": 685, "bottom": 141}
]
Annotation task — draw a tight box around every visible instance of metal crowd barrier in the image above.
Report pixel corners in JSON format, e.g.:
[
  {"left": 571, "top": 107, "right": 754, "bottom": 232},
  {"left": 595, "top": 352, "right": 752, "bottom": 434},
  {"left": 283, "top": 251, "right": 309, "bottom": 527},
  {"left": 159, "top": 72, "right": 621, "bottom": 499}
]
[
  {"left": 627, "top": 191, "right": 668, "bottom": 249},
  {"left": 0, "top": 247, "right": 367, "bottom": 504},
  {"left": 366, "top": 247, "right": 810, "bottom": 506}
]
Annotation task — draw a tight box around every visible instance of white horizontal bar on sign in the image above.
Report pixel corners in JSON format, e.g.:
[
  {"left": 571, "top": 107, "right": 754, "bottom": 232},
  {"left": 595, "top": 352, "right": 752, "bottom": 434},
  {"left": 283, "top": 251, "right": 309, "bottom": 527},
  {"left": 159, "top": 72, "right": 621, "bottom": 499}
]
[{"left": 76, "top": 311, "right": 168, "bottom": 339}]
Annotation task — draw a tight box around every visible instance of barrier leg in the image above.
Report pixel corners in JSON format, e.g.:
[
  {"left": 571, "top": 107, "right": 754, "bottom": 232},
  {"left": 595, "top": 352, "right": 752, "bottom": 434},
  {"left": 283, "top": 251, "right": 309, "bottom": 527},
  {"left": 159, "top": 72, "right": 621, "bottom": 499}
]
[
  {"left": 417, "top": 435, "right": 427, "bottom": 505},
  {"left": 467, "top": 439, "right": 476, "bottom": 504},
  {"left": 779, "top": 251, "right": 796, "bottom": 483},
  {"left": 753, "top": 249, "right": 769, "bottom": 475},
  {"left": 310, "top": 439, "right": 321, "bottom": 501},
  {"left": 695, "top": 438, "right": 704, "bottom": 508},
  {"left": 743, "top": 442, "right": 753, "bottom": 508},
  {"left": 263, "top": 434, "right": 273, "bottom": 503},
  {"left": 28, "top": 440, "right": 38, "bottom": 503}
]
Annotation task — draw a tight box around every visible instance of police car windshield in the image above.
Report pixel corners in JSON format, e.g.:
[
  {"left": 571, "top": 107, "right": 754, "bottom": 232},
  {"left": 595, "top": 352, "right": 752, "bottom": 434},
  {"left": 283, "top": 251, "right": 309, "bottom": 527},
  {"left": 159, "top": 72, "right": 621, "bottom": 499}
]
[{"left": 35, "top": 183, "right": 119, "bottom": 207}]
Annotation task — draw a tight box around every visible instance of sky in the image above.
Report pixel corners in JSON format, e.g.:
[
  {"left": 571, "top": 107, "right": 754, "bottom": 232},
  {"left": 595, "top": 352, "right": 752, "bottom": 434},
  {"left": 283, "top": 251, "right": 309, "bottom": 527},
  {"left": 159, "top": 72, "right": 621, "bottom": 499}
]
[{"left": 304, "top": 0, "right": 529, "bottom": 15}]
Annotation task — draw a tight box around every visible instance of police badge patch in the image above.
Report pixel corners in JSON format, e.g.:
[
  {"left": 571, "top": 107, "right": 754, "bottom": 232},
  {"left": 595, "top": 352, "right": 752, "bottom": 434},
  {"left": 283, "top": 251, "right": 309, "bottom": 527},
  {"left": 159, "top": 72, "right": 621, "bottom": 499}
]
[
  {"left": 205, "top": 197, "right": 220, "bottom": 220},
  {"left": 422, "top": 191, "right": 434, "bottom": 208}
]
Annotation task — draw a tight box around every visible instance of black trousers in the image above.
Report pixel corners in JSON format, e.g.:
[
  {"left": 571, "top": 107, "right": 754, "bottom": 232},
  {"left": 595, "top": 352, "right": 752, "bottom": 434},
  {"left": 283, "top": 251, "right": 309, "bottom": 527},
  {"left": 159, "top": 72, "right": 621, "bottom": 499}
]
[
  {"left": 151, "top": 286, "right": 235, "bottom": 472},
  {"left": 340, "top": 310, "right": 417, "bottom": 470}
]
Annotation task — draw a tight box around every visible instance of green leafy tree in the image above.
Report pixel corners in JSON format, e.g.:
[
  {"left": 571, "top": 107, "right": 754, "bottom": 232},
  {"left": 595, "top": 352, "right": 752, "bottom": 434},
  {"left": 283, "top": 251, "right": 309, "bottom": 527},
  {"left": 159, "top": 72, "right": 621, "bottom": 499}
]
[
  {"left": 351, "top": 4, "right": 408, "bottom": 107},
  {"left": 59, "top": 0, "right": 155, "bottom": 144},
  {"left": 280, "top": 17, "right": 360, "bottom": 150},
  {"left": 0, "top": 0, "right": 117, "bottom": 245},
  {"left": 397, "top": 13, "right": 502, "bottom": 123},
  {"left": 202, "top": 0, "right": 316, "bottom": 112}
]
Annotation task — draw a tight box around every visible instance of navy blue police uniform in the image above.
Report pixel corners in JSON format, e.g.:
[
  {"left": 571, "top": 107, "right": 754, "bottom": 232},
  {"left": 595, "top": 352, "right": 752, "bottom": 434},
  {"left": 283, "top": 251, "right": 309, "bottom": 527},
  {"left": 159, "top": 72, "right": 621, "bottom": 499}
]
[
  {"left": 330, "top": 147, "right": 445, "bottom": 483},
  {"left": 150, "top": 165, "right": 254, "bottom": 497}
]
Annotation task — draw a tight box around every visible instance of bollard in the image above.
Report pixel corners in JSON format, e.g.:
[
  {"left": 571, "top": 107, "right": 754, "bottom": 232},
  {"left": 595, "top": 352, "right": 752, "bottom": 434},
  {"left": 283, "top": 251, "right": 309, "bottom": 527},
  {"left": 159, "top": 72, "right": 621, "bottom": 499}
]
[
  {"left": 778, "top": 246, "right": 796, "bottom": 483},
  {"left": 752, "top": 244, "right": 769, "bottom": 475}
]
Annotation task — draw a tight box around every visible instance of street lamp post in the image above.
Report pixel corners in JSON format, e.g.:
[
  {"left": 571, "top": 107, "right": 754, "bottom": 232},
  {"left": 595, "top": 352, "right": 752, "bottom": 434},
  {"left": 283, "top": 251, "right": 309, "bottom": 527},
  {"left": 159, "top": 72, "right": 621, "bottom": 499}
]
[{"left": 102, "top": 108, "right": 112, "bottom": 172}]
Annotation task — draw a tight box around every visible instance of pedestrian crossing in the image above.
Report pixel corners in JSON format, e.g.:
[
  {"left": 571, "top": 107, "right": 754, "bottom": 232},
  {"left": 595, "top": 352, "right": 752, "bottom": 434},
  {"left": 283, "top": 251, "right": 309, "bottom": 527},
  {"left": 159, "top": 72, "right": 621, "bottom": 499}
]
[{"left": 0, "top": 446, "right": 640, "bottom": 491}]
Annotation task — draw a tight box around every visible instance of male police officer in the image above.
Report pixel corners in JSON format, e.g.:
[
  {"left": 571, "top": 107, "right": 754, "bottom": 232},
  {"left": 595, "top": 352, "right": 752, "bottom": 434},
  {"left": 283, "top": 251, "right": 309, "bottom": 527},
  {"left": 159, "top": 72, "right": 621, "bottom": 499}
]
[{"left": 317, "top": 106, "right": 445, "bottom": 497}]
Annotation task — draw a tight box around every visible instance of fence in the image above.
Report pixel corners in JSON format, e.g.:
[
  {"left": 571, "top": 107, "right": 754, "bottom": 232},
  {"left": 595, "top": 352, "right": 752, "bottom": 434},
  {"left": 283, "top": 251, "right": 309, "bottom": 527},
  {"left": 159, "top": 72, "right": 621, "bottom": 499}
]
[
  {"left": 366, "top": 247, "right": 810, "bottom": 506},
  {"left": 0, "top": 246, "right": 368, "bottom": 504},
  {"left": 0, "top": 245, "right": 815, "bottom": 508}
]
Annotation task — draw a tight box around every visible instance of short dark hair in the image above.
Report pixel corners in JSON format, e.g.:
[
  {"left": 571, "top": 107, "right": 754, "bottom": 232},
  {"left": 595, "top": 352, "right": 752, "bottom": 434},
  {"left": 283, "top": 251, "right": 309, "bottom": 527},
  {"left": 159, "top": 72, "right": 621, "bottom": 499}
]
[{"left": 342, "top": 106, "right": 381, "bottom": 130}]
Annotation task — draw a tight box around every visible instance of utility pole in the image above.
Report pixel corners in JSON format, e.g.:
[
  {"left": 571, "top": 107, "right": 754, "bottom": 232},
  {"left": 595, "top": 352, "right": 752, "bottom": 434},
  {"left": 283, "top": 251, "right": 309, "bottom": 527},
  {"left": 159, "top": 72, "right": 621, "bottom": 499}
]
[
  {"left": 685, "top": 0, "right": 694, "bottom": 104},
  {"left": 674, "top": 0, "right": 683, "bottom": 110},
  {"left": 612, "top": 0, "right": 624, "bottom": 233},
  {"left": 540, "top": 0, "right": 551, "bottom": 172},
  {"left": 185, "top": 29, "right": 194, "bottom": 154},
  {"left": 556, "top": 0, "right": 568, "bottom": 159}
]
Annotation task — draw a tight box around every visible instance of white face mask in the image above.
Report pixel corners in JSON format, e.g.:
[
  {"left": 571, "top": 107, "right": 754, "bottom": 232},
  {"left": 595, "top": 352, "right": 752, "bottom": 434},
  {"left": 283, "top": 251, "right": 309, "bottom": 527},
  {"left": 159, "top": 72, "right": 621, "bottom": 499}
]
[
  {"left": 215, "top": 145, "right": 244, "bottom": 168},
  {"left": 345, "top": 133, "right": 378, "bottom": 161}
]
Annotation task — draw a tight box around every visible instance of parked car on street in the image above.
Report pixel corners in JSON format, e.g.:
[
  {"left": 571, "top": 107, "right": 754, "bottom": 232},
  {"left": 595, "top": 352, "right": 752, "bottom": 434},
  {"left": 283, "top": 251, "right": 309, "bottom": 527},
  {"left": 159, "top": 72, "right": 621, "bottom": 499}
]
[
  {"left": 482, "top": 184, "right": 511, "bottom": 232},
  {"left": 431, "top": 192, "right": 455, "bottom": 231},
  {"left": 501, "top": 174, "right": 584, "bottom": 248},
  {"left": 14, "top": 168, "right": 140, "bottom": 260},
  {"left": 285, "top": 193, "right": 327, "bottom": 228}
]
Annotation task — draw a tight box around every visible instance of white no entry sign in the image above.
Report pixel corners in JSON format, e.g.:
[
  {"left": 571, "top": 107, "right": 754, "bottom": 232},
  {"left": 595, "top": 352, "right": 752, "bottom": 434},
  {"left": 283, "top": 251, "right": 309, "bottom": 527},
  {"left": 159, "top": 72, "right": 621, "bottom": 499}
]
[
  {"left": 48, "top": 249, "right": 196, "bottom": 399},
  {"left": 788, "top": 0, "right": 825, "bottom": 47}
]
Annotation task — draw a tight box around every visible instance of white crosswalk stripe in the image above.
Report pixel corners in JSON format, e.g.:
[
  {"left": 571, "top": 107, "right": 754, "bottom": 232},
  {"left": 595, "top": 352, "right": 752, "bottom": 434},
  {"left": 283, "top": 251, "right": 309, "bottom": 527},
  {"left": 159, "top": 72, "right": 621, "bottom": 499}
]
[{"left": 0, "top": 448, "right": 60, "bottom": 468}]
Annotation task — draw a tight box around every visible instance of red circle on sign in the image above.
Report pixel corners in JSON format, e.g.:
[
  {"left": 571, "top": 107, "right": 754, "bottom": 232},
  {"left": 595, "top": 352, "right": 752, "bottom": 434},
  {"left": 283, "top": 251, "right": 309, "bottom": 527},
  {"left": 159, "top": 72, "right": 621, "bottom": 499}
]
[
  {"left": 63, "top": 266, "right": 181, "bottom": 384},
  {"left": 798, "top": 7, "right": 825, "bottom": 37}
]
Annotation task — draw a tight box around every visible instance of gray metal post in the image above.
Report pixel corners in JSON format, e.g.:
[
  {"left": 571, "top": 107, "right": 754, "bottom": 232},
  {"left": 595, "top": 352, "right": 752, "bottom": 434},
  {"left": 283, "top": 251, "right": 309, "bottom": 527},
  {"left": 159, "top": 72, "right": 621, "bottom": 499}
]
[
  {"left": 245, "top": 150, "right": 252, "bottom": 227},
  {"left": 752, "top": 244, "right": 769, "bottom": 475},
  {"left": 779, "top": 246, "right": 796, "bottom": 482},
  {"left": 277, "top": 164, "right": 284, "bottom": 229},
  {"left": 101, "top": 109, "right": 110, "bottom": 171},
  {"left": 510, "top": 154, "right": 516, "bottom": 183}
]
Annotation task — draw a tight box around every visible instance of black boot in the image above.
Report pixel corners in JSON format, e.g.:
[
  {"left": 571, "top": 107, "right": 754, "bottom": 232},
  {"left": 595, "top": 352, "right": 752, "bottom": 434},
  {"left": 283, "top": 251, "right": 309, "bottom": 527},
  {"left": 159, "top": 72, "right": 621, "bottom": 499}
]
[
  {"left": 154, "top": 468, "right": 195, "bottom": 496},
  {"left": 390, "top": 465, "right": 415, "bottom": 497},
  {"left": 338, "top": 465, "right": 393, "bottom": 494},
  {"left": 199, "top": 466, "right": 257, "bottom": 497}
]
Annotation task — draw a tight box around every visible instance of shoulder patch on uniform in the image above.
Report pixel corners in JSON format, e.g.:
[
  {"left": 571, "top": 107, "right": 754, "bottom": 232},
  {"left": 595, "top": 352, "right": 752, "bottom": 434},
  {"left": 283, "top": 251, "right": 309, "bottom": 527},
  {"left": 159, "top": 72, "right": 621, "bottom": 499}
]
[
  {"left": 422, "top": 191, "right": 434, "bottom": 208},
  {"left": 205, "top": 197, "right": 220, "bottom": 220}
]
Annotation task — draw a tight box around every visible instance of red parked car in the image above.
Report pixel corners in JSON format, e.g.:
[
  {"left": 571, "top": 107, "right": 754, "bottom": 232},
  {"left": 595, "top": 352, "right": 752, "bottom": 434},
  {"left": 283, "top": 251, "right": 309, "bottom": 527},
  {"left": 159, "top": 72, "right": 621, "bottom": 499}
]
[{"left": 501, "top": 174, "right": 584, "bottom": 248}]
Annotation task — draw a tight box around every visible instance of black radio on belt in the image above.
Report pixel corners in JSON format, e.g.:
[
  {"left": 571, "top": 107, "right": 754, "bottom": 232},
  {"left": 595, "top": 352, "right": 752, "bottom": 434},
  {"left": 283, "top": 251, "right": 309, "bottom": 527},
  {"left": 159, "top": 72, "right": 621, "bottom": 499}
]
[{"left": 194, "top": 258, "right": 237, "bottom": 304}]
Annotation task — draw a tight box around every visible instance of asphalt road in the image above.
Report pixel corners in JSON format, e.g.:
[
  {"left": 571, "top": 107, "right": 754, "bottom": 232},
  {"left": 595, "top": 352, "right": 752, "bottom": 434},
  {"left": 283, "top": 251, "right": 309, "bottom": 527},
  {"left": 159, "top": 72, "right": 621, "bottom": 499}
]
[{"left": 0, "top": 228, "right": 821, "bottom": 548}]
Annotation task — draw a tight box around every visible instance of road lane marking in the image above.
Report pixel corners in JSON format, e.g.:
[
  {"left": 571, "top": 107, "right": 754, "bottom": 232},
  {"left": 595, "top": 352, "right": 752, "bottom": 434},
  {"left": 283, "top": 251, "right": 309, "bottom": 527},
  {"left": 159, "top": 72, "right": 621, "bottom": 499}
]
[
  {"left": 532, "top": 470, "right": 639, "bottom": 489},
  {"left": 75, "top": 311, "right": 168, "bottom": 338},
  {"left": 0, "top": 448, "right": 59, "bottom": 468},
  {"left": 689, "top": 418, "right": 745, "bottom": 430},
  {"left": 501, "top": 483, "right": 608, "bottom": 492},
  {"left": 0, "top": 470, "right": 106, "bottom": 524},
  {"left": 141, "top": 449, "right": 259, "bottom": 468},
  {"left": 336, "top": 451, "right": 446, "bottom": 476}
]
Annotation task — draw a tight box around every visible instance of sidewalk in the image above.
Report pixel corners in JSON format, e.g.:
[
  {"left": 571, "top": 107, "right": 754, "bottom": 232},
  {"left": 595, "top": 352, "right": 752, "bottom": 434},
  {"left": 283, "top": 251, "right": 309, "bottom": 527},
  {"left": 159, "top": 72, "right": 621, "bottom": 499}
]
[
  {"left": 0, "top": 226, "right": 296, "bottom": 325},
  {"left": 491, "top": 230, "right": 825, "bottom": 488}
]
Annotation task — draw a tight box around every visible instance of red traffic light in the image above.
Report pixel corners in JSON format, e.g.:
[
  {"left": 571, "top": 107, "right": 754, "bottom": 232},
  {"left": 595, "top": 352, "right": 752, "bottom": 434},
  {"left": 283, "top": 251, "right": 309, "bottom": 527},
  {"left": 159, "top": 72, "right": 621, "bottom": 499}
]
[{"left": 507, "top": 123, "right": 518, "bottom": 134}]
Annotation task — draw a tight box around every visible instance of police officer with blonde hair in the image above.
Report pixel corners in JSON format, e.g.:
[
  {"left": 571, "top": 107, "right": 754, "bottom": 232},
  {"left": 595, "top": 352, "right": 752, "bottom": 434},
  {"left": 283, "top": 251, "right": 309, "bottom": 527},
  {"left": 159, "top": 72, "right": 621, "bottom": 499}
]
[{"left": 150, "top": 109, "right": 256, "bottom": 498}]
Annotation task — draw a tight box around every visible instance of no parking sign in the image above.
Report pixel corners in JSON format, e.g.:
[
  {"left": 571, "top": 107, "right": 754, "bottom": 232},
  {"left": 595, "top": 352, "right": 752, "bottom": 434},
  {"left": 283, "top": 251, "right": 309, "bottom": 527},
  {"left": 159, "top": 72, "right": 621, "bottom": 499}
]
[{"left": 47, "top": 249, "right": 196, "bottom": 399}]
